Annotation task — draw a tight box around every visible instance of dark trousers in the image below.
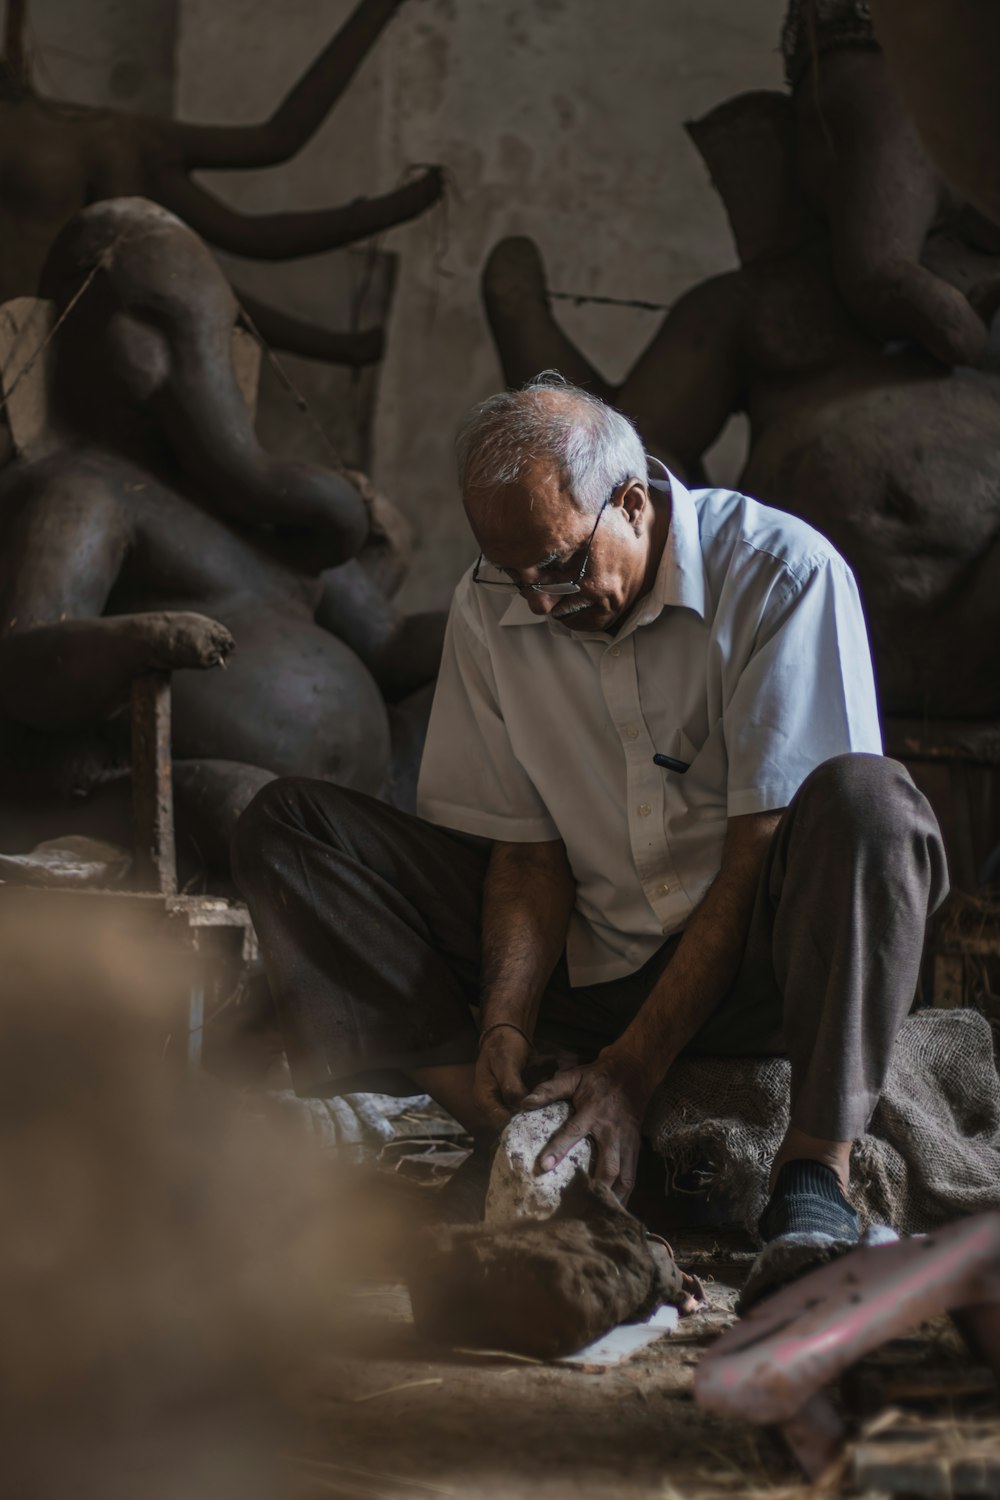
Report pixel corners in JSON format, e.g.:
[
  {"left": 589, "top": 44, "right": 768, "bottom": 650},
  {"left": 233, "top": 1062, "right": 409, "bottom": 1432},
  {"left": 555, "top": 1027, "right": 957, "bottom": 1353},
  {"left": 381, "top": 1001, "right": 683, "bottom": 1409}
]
[{"left": 232, "top": 754, "right": 949, "bottom": 1142}]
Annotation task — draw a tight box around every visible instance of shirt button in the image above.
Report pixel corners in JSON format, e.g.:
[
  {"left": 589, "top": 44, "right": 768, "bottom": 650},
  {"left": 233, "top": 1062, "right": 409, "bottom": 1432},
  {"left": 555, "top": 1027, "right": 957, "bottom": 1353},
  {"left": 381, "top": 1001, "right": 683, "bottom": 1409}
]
[
  {"left": 609, "top": 646, "right": 621, "bottom": 658},
  {"left": 659, "top": 882, "right": 671, "bottom": 895},
  {"left": 638, "top": 803, "right": 651, "bottom": 817},
  {"left": 624, "top": 725, "right": 639, "bottom": 740}
]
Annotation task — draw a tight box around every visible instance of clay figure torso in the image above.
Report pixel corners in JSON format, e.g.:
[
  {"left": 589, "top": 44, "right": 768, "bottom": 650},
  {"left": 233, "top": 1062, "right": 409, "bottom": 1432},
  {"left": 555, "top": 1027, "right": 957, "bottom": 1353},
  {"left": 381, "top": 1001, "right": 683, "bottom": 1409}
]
[
  {"left": 730, "top": 251, "right": 1000, "bottom": 717},
  {"left": 0, "top": 451, "right": 389, "bottom": 787},
  {"left": 0, "top": 198, "right": 442, "bottom": 872}
]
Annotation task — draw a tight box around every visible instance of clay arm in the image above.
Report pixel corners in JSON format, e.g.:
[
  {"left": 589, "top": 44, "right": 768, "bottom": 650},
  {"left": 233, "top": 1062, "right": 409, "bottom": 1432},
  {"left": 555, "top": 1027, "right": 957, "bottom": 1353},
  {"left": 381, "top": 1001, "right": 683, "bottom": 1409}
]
[
  {"left": 617, "top": 272, "right": 747, "bottom": 478},
  {"left": 170, "top": 0, "right": 407, "bottom": 170},
  {"left": 793, "top": 49, "right": 988, "bottom": 366},
  {"left": 233, "top": 288, "right": 383, "bottom": 367},
  {"left": 153, "top": 167, "right": 443, "bottom": 261},
  {"left": 315, "top": 559, "right": 446, "bottom": 700},
  {"left": 0, "top": 477, "right": 232, "bottom": 730}
]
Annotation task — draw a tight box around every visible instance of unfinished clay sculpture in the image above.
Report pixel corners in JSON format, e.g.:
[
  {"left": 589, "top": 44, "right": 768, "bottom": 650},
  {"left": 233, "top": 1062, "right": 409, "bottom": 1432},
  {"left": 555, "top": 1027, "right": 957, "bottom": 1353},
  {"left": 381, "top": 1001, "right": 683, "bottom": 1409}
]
[
  {"left": 409, "top": 1172, "right": 692, "bottom": 1360},
  {"left": 870, "top": 0, "right": 1000, "bottom": 232},
  {"left": 0, "top": 0, "right": 442, "bottom": 365},
  {"left": 0, "top": 197, "right": 444, "bottom": 876},
  {"left": 781, "top": 0, "right": 1000, "bottom": 366},
  {"left": 483, "top": 91, "right": 1000, "bottom": 719}
]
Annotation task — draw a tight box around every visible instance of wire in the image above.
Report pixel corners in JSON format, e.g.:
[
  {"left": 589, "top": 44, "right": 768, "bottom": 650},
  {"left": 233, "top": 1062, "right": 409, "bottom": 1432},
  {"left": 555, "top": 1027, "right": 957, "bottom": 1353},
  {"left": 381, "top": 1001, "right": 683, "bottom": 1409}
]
[{"left": 548, "top": 288, "right": 671, "bottom": 314}]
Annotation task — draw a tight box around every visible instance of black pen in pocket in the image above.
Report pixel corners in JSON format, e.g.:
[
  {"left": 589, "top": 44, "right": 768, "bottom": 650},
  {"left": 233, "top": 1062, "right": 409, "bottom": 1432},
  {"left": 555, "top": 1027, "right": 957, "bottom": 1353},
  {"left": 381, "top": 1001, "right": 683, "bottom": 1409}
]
[{"left": 653, "top": 753, "right": 690, "bottom": 774}]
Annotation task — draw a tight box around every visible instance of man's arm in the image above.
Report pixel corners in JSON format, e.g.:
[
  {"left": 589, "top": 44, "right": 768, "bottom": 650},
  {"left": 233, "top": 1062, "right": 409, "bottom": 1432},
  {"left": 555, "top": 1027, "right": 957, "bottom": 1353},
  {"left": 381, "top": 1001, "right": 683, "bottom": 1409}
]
[
  {"left": 473, "top": 838, "right": 574, "bottom": 1130},
  {"left": 524, "top": 809, "right": 780, "bottom": 1200}
]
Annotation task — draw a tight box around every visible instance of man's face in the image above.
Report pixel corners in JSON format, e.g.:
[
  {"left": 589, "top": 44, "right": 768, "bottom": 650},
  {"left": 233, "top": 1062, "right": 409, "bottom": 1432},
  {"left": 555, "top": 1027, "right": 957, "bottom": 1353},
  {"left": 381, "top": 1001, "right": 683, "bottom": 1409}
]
[{"left": 464, "top": 458, "right": 660, "bottom": 633}]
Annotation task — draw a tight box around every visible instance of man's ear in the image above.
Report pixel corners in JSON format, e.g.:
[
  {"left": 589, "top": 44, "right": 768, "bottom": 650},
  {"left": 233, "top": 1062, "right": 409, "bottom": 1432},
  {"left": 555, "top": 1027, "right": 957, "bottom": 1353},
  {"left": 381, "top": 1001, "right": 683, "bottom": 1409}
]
[{"left": 618, "top": 478, "right": 649, "bottom": 533}]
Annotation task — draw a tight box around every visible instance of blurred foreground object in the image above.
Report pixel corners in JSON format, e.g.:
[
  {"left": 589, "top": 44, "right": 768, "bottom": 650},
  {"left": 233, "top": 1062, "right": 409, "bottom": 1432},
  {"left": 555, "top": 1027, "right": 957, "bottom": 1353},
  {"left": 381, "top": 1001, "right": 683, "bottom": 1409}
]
[
  {"left": 695, "top": 1212, "right": 1000, "bottom": 1481},
  {"left": 0, "top": 892, "right": 364, "bottom": 1500}
]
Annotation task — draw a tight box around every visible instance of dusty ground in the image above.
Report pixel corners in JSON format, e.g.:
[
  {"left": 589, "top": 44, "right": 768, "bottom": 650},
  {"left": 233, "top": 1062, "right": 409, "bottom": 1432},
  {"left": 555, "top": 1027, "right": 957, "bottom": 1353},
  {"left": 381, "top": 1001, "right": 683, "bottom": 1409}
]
[
  {"left": 287, "top": 1218, "right": 1000, "bottom": 1500},
  {"left": 284, "top": 1232, "right": 794, "bottom": 1500}
]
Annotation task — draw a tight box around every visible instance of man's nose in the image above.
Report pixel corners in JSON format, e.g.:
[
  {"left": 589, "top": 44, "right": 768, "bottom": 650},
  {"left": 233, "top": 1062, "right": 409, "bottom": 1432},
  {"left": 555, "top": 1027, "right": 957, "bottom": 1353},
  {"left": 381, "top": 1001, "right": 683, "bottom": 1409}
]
[{"left": 524, "top": 589, "right": 560, "bottom": 616}]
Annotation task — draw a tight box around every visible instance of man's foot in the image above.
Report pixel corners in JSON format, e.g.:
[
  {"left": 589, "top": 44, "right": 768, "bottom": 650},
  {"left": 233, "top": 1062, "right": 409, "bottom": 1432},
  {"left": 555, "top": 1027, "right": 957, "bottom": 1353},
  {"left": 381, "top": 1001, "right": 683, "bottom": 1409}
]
[
  {"left": 738, "top": 1159, "right": 861, "bottom": 1314},
  {"left": 759, "top": 1159, "right": 859, "bottom": 1242}
]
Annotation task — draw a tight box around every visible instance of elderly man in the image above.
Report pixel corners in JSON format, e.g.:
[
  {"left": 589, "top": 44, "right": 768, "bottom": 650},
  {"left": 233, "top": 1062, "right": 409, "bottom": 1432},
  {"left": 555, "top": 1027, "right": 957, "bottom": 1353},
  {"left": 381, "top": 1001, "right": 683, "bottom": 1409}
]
[{"left": 233, "top": 374, "right": 948, "bottom": 1251}]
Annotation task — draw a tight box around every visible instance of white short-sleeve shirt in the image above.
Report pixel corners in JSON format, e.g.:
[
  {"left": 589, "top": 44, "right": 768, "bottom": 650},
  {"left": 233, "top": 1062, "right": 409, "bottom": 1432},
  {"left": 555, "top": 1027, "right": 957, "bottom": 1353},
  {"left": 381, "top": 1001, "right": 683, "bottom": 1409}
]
[{"left": 417, "top": 473, "right": 882, "bottom": 986}]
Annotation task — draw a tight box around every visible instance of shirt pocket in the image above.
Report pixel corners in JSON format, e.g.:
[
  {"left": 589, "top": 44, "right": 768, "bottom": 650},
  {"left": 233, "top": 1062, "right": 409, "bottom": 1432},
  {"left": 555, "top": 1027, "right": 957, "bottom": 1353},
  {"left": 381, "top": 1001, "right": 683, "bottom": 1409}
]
[
  {"left": 654, "top": 727, "right": 700, "bottom": 771},
  {"left": 674, "top": 724, "right": 729, "bottom": 812}
]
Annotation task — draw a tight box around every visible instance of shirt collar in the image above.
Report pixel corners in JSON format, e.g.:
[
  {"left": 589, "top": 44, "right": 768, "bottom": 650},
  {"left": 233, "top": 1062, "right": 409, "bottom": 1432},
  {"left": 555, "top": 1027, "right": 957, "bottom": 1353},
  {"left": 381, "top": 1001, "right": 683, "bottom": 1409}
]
[{"left": 498, "top": 465, "right": 707, "bottom": 631}]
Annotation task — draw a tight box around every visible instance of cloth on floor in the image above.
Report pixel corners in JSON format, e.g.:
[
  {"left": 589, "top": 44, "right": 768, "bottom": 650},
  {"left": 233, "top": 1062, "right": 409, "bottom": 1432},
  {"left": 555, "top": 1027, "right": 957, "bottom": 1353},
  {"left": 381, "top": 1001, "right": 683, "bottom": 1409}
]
[
  {"left": 0, "top": 835, "right": 132, "bottom": 888},
  {"left": 647, "top": 1007, "right": 1000, "bottom": 1239},
  {"left": 264, "top": 1090, "right": 436, "bottom": 1158}
]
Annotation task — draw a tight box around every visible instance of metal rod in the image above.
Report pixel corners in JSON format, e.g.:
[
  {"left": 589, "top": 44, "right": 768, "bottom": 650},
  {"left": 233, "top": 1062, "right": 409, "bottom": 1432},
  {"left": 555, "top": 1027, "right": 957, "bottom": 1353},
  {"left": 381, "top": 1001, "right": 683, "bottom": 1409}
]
[{"left": 130, "top": 671, "right": 178, "bottom": 896}]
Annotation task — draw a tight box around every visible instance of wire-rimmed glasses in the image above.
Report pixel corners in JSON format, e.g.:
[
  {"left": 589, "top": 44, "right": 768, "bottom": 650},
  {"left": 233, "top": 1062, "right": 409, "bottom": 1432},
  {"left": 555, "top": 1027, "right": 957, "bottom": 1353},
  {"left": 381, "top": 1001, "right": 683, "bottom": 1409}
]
[{"left": 471, "top": 495, "right": 610, "bottom": 596}]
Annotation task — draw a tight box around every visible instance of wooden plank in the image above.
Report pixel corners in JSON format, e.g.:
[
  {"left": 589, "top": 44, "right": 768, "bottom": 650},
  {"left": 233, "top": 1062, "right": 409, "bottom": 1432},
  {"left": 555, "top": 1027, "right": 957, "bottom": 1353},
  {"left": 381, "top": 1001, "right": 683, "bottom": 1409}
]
[{"left": 130, "top": 672, "right": 177, "bottom": 896}]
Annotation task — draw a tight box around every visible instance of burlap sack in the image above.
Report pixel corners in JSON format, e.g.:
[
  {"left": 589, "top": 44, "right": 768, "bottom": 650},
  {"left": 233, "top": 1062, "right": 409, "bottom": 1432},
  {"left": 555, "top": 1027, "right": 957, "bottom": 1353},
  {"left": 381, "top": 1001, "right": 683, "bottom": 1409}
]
[{"left": 647, "top": 1007, "right": 1000, "bottom": 1239}]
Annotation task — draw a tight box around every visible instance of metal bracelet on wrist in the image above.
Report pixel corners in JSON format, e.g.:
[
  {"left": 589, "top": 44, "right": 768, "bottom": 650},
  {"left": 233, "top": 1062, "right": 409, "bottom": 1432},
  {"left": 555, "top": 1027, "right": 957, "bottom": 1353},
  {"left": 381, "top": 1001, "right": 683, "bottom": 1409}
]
[{"left": 477, "top": 1020, "right": 532, "bottom": 1054}]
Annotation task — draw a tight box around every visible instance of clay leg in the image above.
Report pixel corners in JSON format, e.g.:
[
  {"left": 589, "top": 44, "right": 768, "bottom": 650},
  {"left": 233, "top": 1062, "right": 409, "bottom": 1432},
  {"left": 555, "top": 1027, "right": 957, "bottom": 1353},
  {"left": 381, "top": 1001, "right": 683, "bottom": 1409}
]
[
  {"left": 796, "top": 50, "right": 989, "bottom": 366},
  {"left": 482, "top": 237, "right": 613, "bottom": 396}
]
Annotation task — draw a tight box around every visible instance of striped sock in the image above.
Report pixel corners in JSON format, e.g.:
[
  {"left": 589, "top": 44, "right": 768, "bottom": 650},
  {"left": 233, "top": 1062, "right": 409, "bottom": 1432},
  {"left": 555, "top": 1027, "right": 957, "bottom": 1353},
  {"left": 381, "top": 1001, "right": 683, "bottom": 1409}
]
[{"left": 758, "top": 1159, "right": 859, "bottom": 1243}]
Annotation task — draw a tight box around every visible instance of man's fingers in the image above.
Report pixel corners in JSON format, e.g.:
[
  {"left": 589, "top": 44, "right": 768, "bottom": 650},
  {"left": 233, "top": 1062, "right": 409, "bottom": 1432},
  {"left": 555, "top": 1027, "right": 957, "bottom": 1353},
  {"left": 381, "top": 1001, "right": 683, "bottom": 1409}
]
[
  {"left": 496, "top": 1061, "right": 527, "bottom": 1110},
  {"left": 613, "top": 1147, "right": 638, "bottom": 1204},
  {"left": 613, "top": 1171, "right": 637, "bottom": 1205},
  {"left": 474, "top": 1065, "right": 513, "bottom": 1131},
  {"left": 536, "top": 1107, "right": 594, "bottom": 1174},
  {"left": 594, "top": 1140, "right": 621, "bottom": 1191},
  {"left": 521, "top": 1068, "right": 580, "bottom": 1111},
  {"left": 481, "top": 1090, "right": 512, "bottom": 1131}
]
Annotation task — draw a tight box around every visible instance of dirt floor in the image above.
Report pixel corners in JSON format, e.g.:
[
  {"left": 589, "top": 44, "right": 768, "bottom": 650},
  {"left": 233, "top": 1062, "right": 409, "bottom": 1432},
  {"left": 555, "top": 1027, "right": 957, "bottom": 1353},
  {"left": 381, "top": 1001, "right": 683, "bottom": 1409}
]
[{"left": 288, "top": 1221, "right": 1000, "bottom": 1500}]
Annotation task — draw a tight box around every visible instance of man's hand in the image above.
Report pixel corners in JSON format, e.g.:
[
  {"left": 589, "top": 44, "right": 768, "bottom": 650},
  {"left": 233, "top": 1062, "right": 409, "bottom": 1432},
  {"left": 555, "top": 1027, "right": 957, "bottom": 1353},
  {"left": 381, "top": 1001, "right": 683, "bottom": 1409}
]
[
  {"left": 474, "top": 1025, "right": 532, "bottom": 1131},
  {"left": 521, "top": 1050, "right": 655, "bottom": 1203}
]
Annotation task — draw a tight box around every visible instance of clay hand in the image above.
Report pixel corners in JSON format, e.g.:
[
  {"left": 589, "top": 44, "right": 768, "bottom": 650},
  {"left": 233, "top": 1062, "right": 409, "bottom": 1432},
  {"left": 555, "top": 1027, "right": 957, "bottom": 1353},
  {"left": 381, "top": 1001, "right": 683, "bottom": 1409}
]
[
  {"left": 521, "top": 1051, "right": 652, "bottom": 1204},
  {"left": 474, "top": 1024, "right": 532, "bottom": 1132},
  {"left": 143, "top": 612, "right": 235, "bottom": 672}
]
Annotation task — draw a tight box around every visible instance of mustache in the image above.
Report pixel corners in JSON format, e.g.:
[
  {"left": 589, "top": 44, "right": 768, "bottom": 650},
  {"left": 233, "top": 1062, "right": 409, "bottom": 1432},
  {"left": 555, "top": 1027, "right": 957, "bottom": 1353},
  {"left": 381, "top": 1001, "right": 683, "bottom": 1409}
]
[{"left": 552, "top": 598, "right": 594, "bottom": 619}]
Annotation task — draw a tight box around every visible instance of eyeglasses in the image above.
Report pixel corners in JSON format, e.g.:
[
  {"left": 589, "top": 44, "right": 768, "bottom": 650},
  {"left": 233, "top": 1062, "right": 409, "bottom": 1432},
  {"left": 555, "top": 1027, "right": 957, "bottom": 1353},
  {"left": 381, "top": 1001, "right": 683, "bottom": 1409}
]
[{"left": 472, "top": 495, "right": 610, "bottom": 596}]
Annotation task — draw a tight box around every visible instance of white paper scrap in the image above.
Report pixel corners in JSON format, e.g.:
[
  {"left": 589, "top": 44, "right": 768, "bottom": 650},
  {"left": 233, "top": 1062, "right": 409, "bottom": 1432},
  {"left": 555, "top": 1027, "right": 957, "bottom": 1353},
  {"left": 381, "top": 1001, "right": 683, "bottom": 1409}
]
[{"left": 558, "top": 1304, "right": 680, "bottom": 1368}]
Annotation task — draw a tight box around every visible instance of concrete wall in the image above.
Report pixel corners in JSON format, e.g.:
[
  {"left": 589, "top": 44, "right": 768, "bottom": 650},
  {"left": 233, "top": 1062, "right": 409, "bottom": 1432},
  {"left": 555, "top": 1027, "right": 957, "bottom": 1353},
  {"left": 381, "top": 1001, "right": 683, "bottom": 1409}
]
[
  {"left": 45, "top": 0, "right": 785, "bottom": 611},
  {"left": 26, "top": 0, "right": 178, "bottom": 113},
  {"left": 363, "top": 0, "right": 784, "bottom": 609}
]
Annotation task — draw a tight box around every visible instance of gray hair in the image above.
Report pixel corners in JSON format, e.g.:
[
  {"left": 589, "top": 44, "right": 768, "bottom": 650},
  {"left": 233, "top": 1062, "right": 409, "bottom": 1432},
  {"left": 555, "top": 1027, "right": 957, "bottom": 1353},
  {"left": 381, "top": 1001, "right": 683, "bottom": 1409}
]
[{"left": 455, "top": 371, "right": 648, "bottom": 513}]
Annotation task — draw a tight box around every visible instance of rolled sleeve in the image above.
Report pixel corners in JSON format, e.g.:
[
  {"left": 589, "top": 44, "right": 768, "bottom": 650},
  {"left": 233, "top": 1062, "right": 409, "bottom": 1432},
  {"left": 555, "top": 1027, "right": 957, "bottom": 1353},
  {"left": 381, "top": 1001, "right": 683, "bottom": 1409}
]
[
  {"left": 724, "top": 554, "right": 883, "bottom": 817},
  {"left": 416, "top": 601, "right": 559, "bottom": 843}
]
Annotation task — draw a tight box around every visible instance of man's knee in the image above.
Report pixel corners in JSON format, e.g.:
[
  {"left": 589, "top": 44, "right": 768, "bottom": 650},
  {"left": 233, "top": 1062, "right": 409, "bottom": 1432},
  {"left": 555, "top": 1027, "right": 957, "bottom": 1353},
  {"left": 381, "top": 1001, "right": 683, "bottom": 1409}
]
[
  {"left": 796, "top": 754, "right": 947, "bottom": 884},
  {"left": 231, "top": 776, "right": 351, "bottom": 891}
]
